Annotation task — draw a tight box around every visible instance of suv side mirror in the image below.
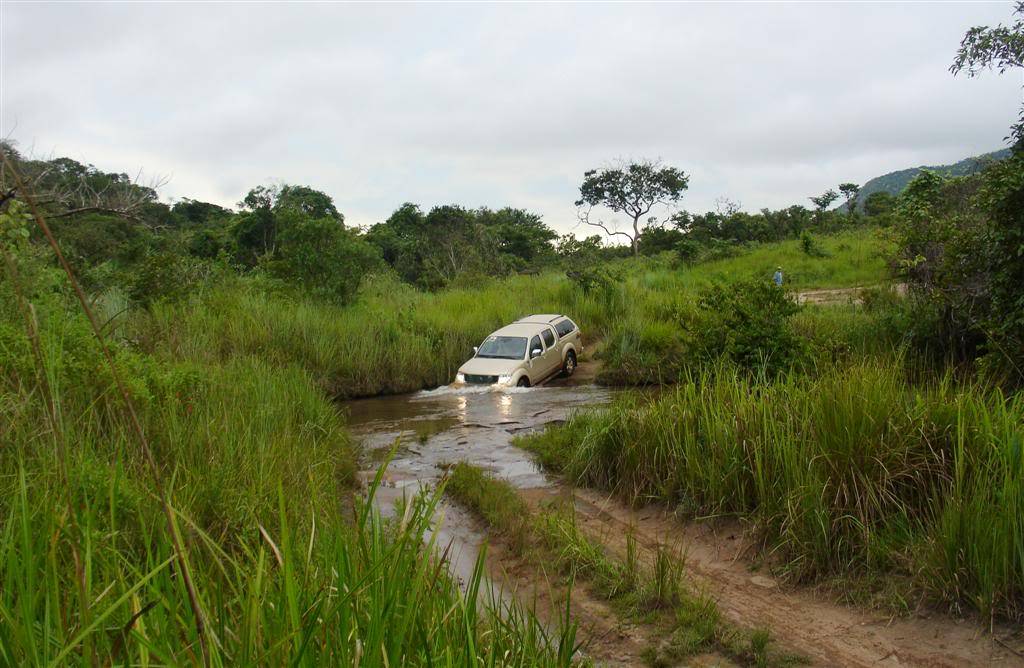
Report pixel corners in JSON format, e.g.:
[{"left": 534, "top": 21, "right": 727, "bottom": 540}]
[
  {"left": 473, "top": 346, "right": 478, "bottom": 355},
  {"left": 530, "top": 348, "right": 542, "bottom": 359}
]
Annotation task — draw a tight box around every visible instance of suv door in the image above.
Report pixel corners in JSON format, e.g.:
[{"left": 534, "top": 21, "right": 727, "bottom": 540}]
[
  {"left": 539, "top": 326, "right": 561, "bottom": 377},
  {"left": 527, "top": 335, "right": 544, "bottom": 383}
]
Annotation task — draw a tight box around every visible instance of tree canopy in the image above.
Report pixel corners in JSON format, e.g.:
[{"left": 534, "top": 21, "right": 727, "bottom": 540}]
[
  {"left": 575, "top": 159, "right": 689, "bottom": 256},
  {"left": 952, "top": 1, "right": 1024, "bottom": 146},
  {"left": 365, "top": 204, "right": 557, "bottom": 289}
]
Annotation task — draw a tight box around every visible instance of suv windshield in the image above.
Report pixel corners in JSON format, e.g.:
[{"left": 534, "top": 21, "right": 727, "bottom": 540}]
[{"left": 476, "top": 336, "right": 527, "bottom": 360}]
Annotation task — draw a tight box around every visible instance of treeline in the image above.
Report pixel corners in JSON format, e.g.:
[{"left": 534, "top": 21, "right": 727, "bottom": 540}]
[
  {"left": 636, "top": 189, "right": 896, "bottom": 259},
  {"left": 1, "top": 144, "right": 629, "bottom": 303},
  {"left": 2, "top": 142, "right": 889, "bottom": 307},
  {"left": 3, "top": 139, "right": 1021, "bottom": 385}
]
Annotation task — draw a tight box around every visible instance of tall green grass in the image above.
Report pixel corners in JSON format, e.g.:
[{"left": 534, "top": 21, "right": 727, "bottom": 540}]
[
  {"left": 0, "top": 292, "right": 577, "bottom": 665},
  {"left": 518, "top": 361, "right": 1024, "bottom": 621},
  {"left": 132, "top": 229, "right": 890, "bottom": 398},
  {"left": 0, "top": 226, "right": 894, "bottom": 662},
  {"left": 135, "top": 272, "right": 622, "bottom": 398}
]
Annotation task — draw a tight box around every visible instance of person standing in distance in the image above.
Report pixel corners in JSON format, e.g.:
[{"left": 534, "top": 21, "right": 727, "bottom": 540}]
[{"left": 773, "top": 266, "right": 783, "bottom": 286}]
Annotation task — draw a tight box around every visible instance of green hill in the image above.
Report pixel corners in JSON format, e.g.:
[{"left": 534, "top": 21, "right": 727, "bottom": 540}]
[{"left": 855, "top": 148, "right": 1011, "bottom": 206}]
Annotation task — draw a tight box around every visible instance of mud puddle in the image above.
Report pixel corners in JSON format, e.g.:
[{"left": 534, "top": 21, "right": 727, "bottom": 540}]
[
  {"left": 345, "top": 382, "right": 619, "bottom": 591},
  {"left": 346, "top": 383, "right": 616, "bottom": 490}
]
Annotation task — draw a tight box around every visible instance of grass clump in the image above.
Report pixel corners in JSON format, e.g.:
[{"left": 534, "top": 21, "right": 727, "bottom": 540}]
[{"left": 445, "top": 461, "right": 533, "bottom": 553}]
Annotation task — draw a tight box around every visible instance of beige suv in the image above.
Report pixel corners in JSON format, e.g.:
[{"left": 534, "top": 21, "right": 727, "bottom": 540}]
[{"left": 455, "top": 314, "right": 582, "bottom": 387}]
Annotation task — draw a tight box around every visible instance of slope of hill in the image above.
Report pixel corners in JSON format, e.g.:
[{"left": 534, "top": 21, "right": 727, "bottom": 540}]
[{"left": 856, "top": 148, "right": 1011, "bottom": 205}]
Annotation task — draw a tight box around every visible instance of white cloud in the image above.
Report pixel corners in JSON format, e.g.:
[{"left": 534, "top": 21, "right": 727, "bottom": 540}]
[{"left": 2, "top": 2, "right": 1019, "bottom": 233}]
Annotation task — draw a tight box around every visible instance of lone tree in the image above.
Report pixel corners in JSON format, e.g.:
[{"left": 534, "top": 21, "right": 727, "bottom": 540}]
[
  {"left": 838, "top": 183, "right": 860, "bottom": 214},
  {"left": 575, "top": 159, "right": 689, "bottom": 256},
  {"left": 809, "top": 188, "right": 839, "bottom": 224}
]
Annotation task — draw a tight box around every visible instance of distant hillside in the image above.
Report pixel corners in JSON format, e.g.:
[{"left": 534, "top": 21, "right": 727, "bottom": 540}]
[{"left": 855, "top": 148, "right": 1011, "bottom": 206}]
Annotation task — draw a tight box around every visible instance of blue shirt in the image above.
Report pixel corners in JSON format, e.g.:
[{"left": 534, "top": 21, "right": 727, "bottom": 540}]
[{"left": 773, "top": 271, "right": 783, "bottom": 286}]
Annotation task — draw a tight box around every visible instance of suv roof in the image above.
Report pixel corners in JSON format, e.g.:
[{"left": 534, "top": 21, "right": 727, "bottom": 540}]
[
  {"left": 515, "top": 314, "right": 567, "bottom": 325},
  {"left": 490, "top": 322, "right": 552, "bottom": 338}
]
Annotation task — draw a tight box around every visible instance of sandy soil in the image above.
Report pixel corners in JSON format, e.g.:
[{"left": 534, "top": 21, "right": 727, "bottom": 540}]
[
  {"left": 555, "top": 487, "right": 1024, "bottom": 667},
  {"left": 795, "top": 283, "right": 907, "bottom": 305}
]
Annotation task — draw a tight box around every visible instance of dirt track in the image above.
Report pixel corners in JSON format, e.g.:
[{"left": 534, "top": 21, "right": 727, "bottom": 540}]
[
  {"left": 463, "top": 479, "right": 1024, "bottom": 666},
  {"left": 795, "top": 283, "right": 907, "bottom": 305},
  {"left": 560, "top": 487, "right": 1023, "bottom": 667}
]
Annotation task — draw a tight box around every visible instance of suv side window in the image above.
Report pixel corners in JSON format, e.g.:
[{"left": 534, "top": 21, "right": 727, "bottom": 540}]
[
  {"left": 541, "top": 328, "right": 555, "bottom": 348},
  {"left": 555, "top": 319, "right": 576, "bottom": 337},
  {"left": 529, "top": 335, "right": 542, "bottom": 357}
]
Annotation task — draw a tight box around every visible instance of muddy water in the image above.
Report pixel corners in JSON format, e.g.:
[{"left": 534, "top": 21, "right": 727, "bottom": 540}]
[{"left": 344, "top": 381, "right": 620, "bottom": 584}]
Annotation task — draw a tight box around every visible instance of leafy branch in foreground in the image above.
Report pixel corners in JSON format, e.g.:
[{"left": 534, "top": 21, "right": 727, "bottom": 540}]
[{"left": 952, "top": 2, "right": 1024, "bottom": 145}]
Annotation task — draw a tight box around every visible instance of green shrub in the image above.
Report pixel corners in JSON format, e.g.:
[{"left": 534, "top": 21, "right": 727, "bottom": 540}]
[
  {"left": 692, "top": 279, "right": 805, "bottom": 377},
  {"left": 271, "top": 212, "right": 381, "bottom": 304},
  {"left": 674, "top": 238, "right": 701, "bottom": 265},
  {"left": 799, "top": 231, "right": 827, "bottom": 257}
]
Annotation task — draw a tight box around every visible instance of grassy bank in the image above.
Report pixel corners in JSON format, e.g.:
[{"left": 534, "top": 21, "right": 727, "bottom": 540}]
[
  {"left": 517, "top": 361, "right": 1024, "bottom": 622},
  {"left": 0, "top": 277, "right": 576, "bottom": 664},
  {"left": 0, "top": 226, "right": 892, "bottom": 662}
]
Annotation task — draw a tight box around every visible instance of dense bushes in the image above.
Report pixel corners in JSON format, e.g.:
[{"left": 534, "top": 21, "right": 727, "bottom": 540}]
[
  {"left": 892, "top": 155, "right": 1024, "bottom": 386},
  {"left": 518, "top": 362, "right": 1024, "bottom": 621},
  {"left": 692, "top": 279, "right": 805, "bottom": 376},
  {"left": 271, "top": 212, "right": 381, "bottom": 303},
  {"left": 364, "top": 203, "right": 557, "bottom": 290},
  {"left": 598, "top": 280, "right": 804, "bottom": 385}
]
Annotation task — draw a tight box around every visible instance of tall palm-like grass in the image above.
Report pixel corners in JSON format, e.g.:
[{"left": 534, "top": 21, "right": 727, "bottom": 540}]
[{"left": 518, "top": 361, "right": 1024, "bottom": 621}]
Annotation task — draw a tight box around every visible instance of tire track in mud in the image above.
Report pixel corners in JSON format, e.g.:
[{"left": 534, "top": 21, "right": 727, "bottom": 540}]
[
  {"left": 477, "top": 534, "right": 666, "bottom": 668},
  {"left": 537, "top": 486, "right": 1023, "bottom": 668}
]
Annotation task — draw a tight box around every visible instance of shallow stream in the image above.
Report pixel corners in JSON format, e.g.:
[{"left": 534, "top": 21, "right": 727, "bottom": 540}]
[{"left": 344, "top": 380, "right": 620, "bottom": 584}]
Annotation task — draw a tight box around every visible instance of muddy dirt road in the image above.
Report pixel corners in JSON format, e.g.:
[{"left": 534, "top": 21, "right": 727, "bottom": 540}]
[{"left": 345, "top": 380, "right": 1023, "bottom": 667}]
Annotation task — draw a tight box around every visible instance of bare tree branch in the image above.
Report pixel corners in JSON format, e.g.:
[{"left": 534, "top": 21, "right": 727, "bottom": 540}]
[
  {"left": 1, "top": 141, "right": 167, "bottom": 222},
  {"left": 577, "top": 205, "right": 634, "bottom": 246}
]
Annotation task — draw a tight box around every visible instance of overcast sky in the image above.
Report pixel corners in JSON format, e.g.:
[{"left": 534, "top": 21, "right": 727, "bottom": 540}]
[{"left": 2, "top": 1, "right": 1020, "bottom": 233}]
